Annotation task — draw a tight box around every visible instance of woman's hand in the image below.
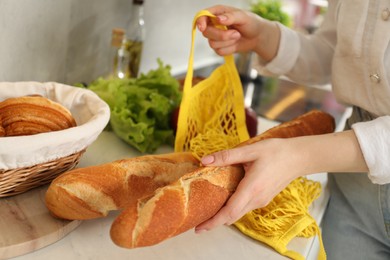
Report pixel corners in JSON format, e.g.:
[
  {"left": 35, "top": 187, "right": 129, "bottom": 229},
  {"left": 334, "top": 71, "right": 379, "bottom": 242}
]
[
  {"left": 195, "top": 130, "right": 368, "bottom": 233},
  {"left": 196, "top": 5, "right": 281, "bottom": 61},
  {"left": 195, "top": 138, "right": 302, "bottom": 233}
]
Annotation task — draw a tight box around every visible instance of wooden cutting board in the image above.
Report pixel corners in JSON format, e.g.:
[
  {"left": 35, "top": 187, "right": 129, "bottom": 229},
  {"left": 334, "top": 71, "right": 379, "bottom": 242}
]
[{"left": 0, "top": 184, "right": 81, "bottom": 259}]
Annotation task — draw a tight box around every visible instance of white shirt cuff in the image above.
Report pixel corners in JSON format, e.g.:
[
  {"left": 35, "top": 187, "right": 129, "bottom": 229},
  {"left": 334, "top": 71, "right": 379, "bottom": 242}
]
[
  {"left": 255, "top": 23, "right": 300, "bottom": 76},
  {"left": 352, "top": 116, "right": 390, "bottom": 184}
]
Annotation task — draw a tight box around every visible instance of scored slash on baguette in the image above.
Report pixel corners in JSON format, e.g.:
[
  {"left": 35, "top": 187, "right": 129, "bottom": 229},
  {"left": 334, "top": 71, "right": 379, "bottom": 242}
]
[
  {"left": 45, "top": 152, "right": 200, "bottom": 220},
  {"left": 110, "top": 165, "right": 244, "bottom": 248}
]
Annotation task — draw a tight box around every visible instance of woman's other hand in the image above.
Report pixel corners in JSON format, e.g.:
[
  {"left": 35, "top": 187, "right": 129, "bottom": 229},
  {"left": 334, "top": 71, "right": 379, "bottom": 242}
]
[{"left": 196, "top": 5, "right": 281, "bottom": 61}]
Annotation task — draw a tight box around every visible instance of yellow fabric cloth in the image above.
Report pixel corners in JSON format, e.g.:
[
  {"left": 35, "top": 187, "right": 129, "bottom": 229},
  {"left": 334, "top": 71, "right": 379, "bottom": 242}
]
[{"left": 175, "top": 10, "right": 326, "bottom": 260}]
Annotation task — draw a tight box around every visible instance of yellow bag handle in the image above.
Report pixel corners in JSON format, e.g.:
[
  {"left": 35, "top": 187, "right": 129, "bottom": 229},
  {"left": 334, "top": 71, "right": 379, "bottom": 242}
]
[
  {"left": 183, "top": 10, "right": 237, "bottom": 93},
  {"left": 278, "top": 214, "right": 326, "bottom": 260}
]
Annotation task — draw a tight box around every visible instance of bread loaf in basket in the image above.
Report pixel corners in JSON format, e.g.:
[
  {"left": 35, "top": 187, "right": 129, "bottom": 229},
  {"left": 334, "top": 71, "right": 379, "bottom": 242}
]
[{"left": 0, "top": 82, "right": 110, "bottom": 197}]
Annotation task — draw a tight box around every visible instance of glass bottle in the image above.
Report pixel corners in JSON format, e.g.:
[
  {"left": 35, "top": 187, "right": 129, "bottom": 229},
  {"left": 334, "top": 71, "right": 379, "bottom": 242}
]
[
  {"left": 124, "top": 0, "right": 145, "bottom": 78},
  {"left": 110, "top": 28, "right": 130, "bottom": 79}
]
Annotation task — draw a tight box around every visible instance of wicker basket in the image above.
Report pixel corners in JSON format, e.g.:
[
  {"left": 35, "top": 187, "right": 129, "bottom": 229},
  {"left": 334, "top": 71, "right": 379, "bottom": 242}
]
[
  {"left": 0, "top": 149, "right": 86, "bottom": 198},
  {"left": 0, "top": 81, "right": 111, "bottom": 198}
]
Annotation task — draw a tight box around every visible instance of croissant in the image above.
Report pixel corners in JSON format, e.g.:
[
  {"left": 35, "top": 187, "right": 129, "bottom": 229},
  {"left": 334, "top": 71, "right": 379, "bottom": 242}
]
[{"left": 0, "top": 95, "right": 76, "bottom": 136}]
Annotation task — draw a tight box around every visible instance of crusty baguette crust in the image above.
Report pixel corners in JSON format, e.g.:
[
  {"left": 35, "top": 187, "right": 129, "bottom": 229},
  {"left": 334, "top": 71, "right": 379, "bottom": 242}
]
[
  {"left": 109, "top": 109, "right": 336, "bottom": 248},
  {"left": 110, "top": 165, "right": 244, "bottom": 248},
  {"left": 0, "top": 118, "right": 4, "bottom": 137},
  {"left": 45, "top": 152, "right": 200, "bottom": 220},
  {"left": 238, "top": 109, "right": 335, "bottom": 146},
  {"left": 0, "top": 95, "right": 76, "bottom": 136}
]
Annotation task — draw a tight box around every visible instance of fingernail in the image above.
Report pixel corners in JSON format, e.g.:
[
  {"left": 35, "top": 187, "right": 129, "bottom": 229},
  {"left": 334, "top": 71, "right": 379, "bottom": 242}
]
[
  {"left": 195, "top": 228, "right": 206, "bottom": 234},
  {"left": 201, "top": 155, "right": 215, "bottom": 165},
  {"left": 231, "top": 31, "right": 240, "bottom": 39},
  {"left": 218, "top": 15, "right": 227, "bottom": 21}
]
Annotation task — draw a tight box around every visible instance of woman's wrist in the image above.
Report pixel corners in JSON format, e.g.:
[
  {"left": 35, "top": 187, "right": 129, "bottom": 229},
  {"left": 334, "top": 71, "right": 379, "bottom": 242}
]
[
  {"left": 254, "top": 20, "right": 281, "bottom": 62},
  {"left": 289, "top": 130, "right": 369, "bottom": 175}
]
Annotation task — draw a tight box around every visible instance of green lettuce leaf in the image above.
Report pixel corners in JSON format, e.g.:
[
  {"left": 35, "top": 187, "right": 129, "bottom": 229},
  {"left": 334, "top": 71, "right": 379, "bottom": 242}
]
[{"left": 84, "top": 59, "right": 181, "bottom": 153}]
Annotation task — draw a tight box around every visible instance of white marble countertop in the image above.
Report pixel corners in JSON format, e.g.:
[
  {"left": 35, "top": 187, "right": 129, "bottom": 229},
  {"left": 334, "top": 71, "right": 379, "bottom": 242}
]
[{"left": 9, "top": 117, "right": 331, "bottom": 260}]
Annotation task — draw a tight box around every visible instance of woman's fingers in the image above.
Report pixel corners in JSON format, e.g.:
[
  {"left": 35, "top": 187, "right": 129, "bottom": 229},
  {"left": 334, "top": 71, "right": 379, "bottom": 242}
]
[
  {"left": 195, "top": 180, "right": 253, "bottom": 232},
  {"left": 201, "top": 144, "right": 260, "bottom": 167},
  {"left": 196, "top": 5, "right": 262, "bottom": 55},
  {"left": 201, "top": 24, "right": 240, "bottom": 42},
  {"left": 195, "top": 167, "right": 273, "bottom": 232},
  {"left": 196, "top": 5, "right": 242, "bottom": 37},
  {"left": 196, "top": 147, "right": 297, "bottom": 233}
]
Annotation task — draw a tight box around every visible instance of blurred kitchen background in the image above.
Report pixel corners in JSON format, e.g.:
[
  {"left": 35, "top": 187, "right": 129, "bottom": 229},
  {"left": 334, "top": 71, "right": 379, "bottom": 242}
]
[
  {"left": 0, "top": 0, "right": 249, "bottom": 83},
  {"left": 0, "top": 0, "right": 347, "bottom": 124}
]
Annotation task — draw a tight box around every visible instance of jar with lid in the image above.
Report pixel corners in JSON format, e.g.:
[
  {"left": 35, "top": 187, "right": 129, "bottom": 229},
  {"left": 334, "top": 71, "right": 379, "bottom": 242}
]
[{"left": 109, "top": 28, "right": 130, "bottom": 79}]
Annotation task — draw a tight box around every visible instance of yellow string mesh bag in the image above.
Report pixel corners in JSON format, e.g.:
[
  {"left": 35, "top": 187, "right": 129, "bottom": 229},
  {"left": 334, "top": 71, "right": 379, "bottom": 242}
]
[
  {"left": 174, "top": 10, "right": 249, "bottom": 159},
  {"left": 234, "top": 177, "right": 326, "bottom": 260},
  {"left": 175, "top": 10, "right": 326, "bottom": 260}
]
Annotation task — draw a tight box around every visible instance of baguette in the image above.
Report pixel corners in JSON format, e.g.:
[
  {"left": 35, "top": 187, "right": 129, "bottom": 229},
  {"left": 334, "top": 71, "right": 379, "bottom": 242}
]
[
  {"left": 45, "top": 152, "right": 200, "bottom": 220},
  {"left": 237, "top": 109, "right": 336, "bottom": 147},
  {"left": 110, "top": 165, "right": 244, "bottom": 248},
  {"left": 109, "top": 109, "right": 336, "bottom": 248}
]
